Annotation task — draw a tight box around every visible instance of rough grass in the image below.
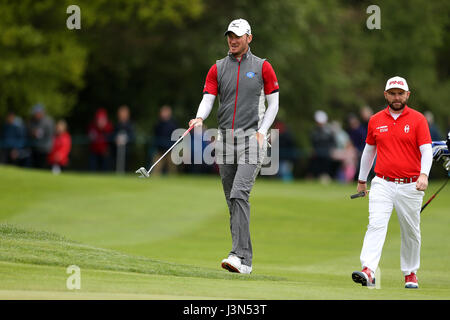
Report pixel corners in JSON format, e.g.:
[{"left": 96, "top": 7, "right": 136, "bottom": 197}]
[{"left": 0, "top": 223, "right": 280, "bottom": 281}]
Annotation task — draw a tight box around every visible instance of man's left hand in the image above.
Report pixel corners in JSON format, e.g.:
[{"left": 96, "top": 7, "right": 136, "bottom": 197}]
[
  {"left": 416, "top": 173, "right": 428, "bottom": 191},
  {"left": 256, "top": 132, "right": 265, "bottom": 148}
]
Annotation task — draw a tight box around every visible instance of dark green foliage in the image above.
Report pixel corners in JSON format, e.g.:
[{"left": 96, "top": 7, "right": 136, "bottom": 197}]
[{"left": 0, "top": 0, "right": 448, "bottom": 145}]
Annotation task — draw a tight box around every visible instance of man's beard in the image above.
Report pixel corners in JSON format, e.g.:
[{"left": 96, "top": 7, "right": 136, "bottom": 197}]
[{"left": 388, "top": 100, "right": 407, "bottom": 111}]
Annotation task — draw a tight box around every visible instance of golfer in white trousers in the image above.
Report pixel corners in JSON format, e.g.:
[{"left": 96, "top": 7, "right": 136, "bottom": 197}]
[{"left": 352, "top": 76, "right": 433, "bottom": 289}]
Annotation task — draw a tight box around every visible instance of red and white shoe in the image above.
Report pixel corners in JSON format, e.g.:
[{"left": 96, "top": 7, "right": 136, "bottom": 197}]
[
  {"left": 352, "top": 267, "right": 375, "bottom": 287},
  {"left": 405, "top": 273, "right": 419, "bottom": 289},
  {"left": 221, "top": 255, "right": 241, "bottom": 273},
  {"left": 221, "top": 255, "right": 252, "bottom": 274}
]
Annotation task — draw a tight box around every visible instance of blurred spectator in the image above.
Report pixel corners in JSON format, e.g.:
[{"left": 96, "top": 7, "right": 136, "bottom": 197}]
[
  {"left": 359, "top": 105, "right": 373, "bottom": 131},
  {"left": 48, "top": 120, "right": 72, "bottom": 175},
  {"left": 307, "top": 110, "right": 336, "bottom": 183},
  {"left": 0, "top": 110, "right": 28, "bottom": 166},
  {"left": 346, "top": 113, "right": 366, "bottom": 154},
  {"left": 113, "top": 105, "right": 136, "bottom": 173},
  {"left": 424, "top": 110, "right": 443, "bottom": 141},
  {"left": 330, "top": 120, "right": 357, "bottom": 183},
  {"left": 272, "top": 120, "right": 298, "bottom": 182},
  {"left": 28, "top": 103, "right": 54, "bottom": 168},
  {"left": 88, "top": 108, "right": 113, "bottom": 171},
  {"left": 152, "top": 105, "right": 178, "bottom": 175},
  {"left": 346, "top": 113, "right": 367, "bottom": 181}
]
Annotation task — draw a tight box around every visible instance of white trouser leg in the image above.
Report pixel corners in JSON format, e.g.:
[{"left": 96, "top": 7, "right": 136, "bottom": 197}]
[
  {"left": 360, "top": 177, "right": 394, "bottom": 272},
  {"left": 395, "top": 183, "right": 423, "bottom": 276}
]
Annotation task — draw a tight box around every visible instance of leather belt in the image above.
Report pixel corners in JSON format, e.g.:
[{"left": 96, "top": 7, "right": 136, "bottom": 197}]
[{"left": 376, "top": 173, "right": 418, "bottom": 184}]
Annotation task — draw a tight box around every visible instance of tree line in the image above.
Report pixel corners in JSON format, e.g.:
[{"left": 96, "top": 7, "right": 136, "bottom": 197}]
[{"left": 1, "top": 0, "right": 448, "bottom": 151}]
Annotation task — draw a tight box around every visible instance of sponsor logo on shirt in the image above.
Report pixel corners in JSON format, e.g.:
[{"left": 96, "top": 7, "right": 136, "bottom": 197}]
[
  {"left": 246, "top": 71, "right": 255, "bottom": 79},
  {"left": 376, "top": 125, "right": 388, "bottom": 133},
  {"left": 404, "top": 124, "right": 410, "bottom": 133}
]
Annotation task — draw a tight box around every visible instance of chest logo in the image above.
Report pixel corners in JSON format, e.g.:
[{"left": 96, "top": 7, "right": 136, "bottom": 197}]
[
  {"left": 404, "top": 125, "right": 410, "bottom": 133},
  {"left": 376, "top": 125, "right": 388, "bottom": 133},
  {"left": 246, "top": 71, "right": 255, "bottom": 79}
]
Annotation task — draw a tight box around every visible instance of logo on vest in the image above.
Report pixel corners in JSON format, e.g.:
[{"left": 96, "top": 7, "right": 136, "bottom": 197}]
[
  {"left": 404, "top": 125, "right": 410, "bottom": 133},
  {"left": 246, "top": 71, "right": 255, "bottom": 79}
]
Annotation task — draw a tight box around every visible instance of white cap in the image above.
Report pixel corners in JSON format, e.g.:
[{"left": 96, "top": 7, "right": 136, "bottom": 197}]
[
  {"left": 385, "top": 76, "right": 409, "bottom": 91},
  {"left": 225, "top": 19, "right": 251, "bottom": 37},
  {"left": 314, "top": 110, "right": 328, "bottom": 124}
]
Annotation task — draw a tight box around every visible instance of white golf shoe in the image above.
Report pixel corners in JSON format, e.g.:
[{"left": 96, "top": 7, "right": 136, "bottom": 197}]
[
  {"left": 221, "top": 255, "right": 242, "bottom": 273},
  {"left": 238, "top": 264, "right": 252, "bottom": 274},
  {"left": 221, "top": 255, "right": 252, "bottom": 274}
]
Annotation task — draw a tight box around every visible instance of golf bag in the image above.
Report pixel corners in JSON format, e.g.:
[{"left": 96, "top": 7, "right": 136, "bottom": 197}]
[{"left": 432, "top": 131, "right": 450, "bottom": 172}]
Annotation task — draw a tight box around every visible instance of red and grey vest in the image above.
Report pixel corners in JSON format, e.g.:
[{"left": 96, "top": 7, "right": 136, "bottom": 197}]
[{"left": 216, "top": 49, "right": 266, "bottom": 132}]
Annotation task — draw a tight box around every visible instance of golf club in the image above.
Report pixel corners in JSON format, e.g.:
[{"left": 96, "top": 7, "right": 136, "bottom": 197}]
[
  {"left": 135, "top": 124, "right": 195, "bottom": 178},
  {"left": 350, "top": 190, "right": 370, "bottom": 199},
  {"left": 420, "top": 177, "right": 448, "bottom": 213}
]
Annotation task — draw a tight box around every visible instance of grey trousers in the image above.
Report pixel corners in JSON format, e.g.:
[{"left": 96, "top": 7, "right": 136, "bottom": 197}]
[
  {"left": 216, "top": 130, "right": 266, "bottom": 266},
  {"left": 219, "top": 163, "right": 262, "bottom": 267}
]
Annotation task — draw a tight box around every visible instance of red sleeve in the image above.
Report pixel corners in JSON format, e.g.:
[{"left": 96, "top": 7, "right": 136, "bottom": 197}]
[
  {"left": 202, "top": 64, "right": 218, "bottom": 96},
  {"left": 365, "top": 118, "right": 375, "bottom": 145},
  {"left": 262, "top": 61, "right": 279, "bottom": 95},
  {"left": 416, "top": 115, "right": 432, "bottom": 146}
]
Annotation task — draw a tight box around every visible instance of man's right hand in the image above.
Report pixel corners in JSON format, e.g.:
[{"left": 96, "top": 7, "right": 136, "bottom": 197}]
[
  {"left": 357, "top": 180, "right": 368, "bottom": 195},
  {"left": 189, "top": 118, "right": 203, "bottom": 127}
]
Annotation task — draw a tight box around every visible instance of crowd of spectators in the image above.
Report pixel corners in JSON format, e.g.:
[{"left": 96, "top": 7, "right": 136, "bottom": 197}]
[
  {"left": 0, "top": 103, "right": 445, "bottom": 180},
  {"left": 0, "top": 103, "right": 136, "bottom": 175},
  {"left": 0, "top": 104, "right": 72, "bottom": 174},
  {"left": 307, "top": 107, "right": 373, "bottom": 184},
  {"left": 307, "top": 106, "right": 445, "bottom": 184},
  {"left": 0, "top": 103, "right": 213, "bottom": 175}
]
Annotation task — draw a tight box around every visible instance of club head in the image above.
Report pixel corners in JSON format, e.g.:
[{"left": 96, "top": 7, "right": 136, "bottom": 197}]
[
  {"left": 135, "top": 167, "right": 149, "bottom": 178},
  {"left": 444, "top": 158, "right": 450, "bottom": 171}
]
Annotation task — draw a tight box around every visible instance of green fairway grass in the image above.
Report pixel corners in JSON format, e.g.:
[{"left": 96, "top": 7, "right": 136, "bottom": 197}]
[{"left": 0, "top": 165, "right": 449, "bottom": 299}]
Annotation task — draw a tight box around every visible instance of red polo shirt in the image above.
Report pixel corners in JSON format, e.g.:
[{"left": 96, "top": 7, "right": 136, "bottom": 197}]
[{"left": 366, "top": 105, "right": 431, "bottom": 178}]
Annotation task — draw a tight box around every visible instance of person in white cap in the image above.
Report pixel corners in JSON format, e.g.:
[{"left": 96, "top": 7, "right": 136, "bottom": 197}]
[
  {"left": 188, "top": 18, "right": 280, "bottom": 274},
  {"left": 308, "top": 110, "right": 336, "bottom": 181},
  {"left": 352, "top": 76, "right": 433, "bottom": 289}
]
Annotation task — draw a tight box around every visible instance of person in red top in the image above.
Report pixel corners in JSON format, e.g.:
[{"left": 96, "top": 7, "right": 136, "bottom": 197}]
[
  {"left": 352, "top": 76, "right": 432, "bottom": 289},
  {"left": 48, "top": 120, "right": 72, "bottom": 174},
  {"left": 88, "top": 108, "right": 113, "bottom": 171}
]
